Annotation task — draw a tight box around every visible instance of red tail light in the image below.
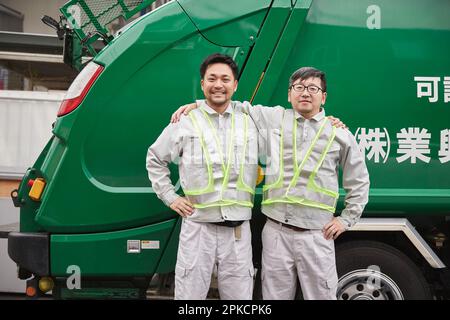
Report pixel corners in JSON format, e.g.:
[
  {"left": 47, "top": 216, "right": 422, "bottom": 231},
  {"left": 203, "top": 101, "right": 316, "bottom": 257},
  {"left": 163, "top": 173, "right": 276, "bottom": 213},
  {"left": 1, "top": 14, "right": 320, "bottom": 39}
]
[{"left": 57, "top": 62, "right": 104, "bottom": 117}]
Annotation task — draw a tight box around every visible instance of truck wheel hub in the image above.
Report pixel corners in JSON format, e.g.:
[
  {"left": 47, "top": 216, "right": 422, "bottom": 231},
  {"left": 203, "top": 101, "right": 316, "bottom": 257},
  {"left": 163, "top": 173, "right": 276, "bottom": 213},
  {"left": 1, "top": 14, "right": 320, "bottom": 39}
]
[{"left": 337, "top": 269, "right": 404, "bottom": 300}]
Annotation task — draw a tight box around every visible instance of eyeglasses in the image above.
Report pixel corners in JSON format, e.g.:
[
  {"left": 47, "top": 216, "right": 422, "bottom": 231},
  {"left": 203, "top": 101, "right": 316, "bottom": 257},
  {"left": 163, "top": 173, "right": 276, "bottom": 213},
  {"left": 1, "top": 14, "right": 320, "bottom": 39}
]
[{"left": 290, "top": 84, "right": 323, "bottom": 94}]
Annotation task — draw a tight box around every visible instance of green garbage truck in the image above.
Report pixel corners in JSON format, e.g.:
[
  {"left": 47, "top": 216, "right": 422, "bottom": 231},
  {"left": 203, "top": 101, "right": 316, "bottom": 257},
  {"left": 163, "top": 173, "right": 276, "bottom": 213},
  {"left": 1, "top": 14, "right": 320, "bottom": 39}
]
[{"left": 7, "top": 0, "right": 450, "bottom": 299}]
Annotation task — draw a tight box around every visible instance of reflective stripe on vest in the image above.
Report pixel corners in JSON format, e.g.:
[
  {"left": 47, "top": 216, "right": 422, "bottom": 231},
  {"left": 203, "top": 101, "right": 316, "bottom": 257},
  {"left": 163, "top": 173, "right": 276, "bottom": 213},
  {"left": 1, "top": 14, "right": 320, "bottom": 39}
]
[
  {"left": 183, "top": 108, "right": 256, "bottom": 209},
  {"left": 262, "top": 112, "right": 338, "bottom": 213}
]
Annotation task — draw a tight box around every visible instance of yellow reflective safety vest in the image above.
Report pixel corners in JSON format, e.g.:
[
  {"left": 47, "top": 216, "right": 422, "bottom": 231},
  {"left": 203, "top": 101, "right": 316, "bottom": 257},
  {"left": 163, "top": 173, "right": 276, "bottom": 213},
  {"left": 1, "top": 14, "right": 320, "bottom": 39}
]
[
  {"left": 183, "top": 108, "right": 258, "bottom": 209},
  {"left": 262, "top": 110, "right": 338, "bottom": 213}
]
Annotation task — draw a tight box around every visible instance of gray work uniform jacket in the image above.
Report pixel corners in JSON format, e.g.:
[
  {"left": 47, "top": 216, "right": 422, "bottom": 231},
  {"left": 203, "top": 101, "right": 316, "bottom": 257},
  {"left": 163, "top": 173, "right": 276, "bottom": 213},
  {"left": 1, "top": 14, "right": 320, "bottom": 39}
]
[
  {"left": 146, "top": 101, "right": 258, "bottom": 223},
  {"left": 233, "top": 101, "right": 370, "bottom": 230}
]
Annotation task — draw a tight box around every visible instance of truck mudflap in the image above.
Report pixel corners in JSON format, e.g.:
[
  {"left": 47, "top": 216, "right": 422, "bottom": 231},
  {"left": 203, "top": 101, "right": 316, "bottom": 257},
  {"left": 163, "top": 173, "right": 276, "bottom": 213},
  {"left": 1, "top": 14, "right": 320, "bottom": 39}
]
[{"left": 8, "top": 232, "right": 49, "bottom": 277}]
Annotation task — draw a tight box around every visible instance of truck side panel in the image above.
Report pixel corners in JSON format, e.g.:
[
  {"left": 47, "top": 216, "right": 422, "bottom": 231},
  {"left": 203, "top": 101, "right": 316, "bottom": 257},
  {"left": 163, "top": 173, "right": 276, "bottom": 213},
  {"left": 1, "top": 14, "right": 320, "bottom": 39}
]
[{"left": 252, "top": 0, "right": 450, "bottom": 214}]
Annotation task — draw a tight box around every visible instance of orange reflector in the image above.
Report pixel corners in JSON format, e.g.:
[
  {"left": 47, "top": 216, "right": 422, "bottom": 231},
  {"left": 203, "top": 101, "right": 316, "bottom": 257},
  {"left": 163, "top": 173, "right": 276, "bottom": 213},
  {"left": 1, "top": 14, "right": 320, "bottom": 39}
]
[
  {"left": 26, "top": 286, "right": 36, "bottom": 297},
  {"left": 256, "top": 165, "right": 264, "bottom": 185},
  {"left": 29, "top": 178, "right": 46, "bottom": 201}
]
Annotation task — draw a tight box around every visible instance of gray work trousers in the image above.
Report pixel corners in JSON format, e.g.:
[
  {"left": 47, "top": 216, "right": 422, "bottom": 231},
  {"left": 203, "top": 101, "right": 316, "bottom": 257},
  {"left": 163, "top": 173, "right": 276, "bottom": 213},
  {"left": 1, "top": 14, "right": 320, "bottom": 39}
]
[
  {"left": 175, "top": 219, "right": 254, "bottom": 300},
  {"left": 261, "top": 218, "right": 338, "bottom": 300}
]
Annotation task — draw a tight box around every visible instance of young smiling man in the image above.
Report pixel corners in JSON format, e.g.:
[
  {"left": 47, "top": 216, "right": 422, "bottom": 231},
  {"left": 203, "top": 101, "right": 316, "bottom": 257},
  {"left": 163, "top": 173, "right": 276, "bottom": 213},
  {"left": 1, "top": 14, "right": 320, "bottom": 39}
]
[
  {"left": 146, "top": 53, "right": 258, "bottom": 300},
  {"left": 173, "top": 66, "right": 370, "bottom": 300}
]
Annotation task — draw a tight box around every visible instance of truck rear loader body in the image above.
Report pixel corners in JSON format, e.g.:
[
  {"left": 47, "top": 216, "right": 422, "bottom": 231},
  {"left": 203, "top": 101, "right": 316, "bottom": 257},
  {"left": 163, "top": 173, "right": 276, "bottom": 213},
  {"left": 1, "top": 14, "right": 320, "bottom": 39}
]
[{"left": 7, "top": 0, "right": 450, "bottom": 299}]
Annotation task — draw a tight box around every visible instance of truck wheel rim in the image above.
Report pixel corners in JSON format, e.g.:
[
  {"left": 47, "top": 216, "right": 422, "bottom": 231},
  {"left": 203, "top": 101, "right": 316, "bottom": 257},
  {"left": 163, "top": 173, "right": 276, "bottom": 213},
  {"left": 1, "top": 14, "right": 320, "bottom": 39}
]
[{"left": 337, "top": 269, "right": 404, "bottom": 300}]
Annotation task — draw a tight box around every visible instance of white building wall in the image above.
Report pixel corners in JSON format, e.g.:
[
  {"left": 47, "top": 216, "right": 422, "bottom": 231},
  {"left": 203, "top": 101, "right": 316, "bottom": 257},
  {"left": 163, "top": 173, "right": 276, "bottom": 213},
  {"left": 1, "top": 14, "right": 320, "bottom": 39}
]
[{"left": 0, "top": 90, "right": 65, "bottom": 178}]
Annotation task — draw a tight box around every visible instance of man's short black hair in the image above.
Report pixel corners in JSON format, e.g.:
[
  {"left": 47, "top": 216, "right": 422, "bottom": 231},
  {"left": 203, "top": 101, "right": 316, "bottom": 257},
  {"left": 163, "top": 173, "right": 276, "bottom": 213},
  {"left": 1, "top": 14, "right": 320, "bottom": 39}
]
[
  {"left": 289, "top": 67, "right": 327, "bottom": 92},
  {"left": 200, "top": 53, "right": 239, "bottom": 79}
]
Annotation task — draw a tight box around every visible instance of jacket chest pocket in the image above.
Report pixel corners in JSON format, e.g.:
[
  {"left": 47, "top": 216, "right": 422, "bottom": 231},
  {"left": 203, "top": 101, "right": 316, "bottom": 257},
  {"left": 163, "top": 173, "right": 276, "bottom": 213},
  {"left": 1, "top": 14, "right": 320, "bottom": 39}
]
[
  {"left": 181, "top": 136, "right": 210, "bottom": 191},
  {"left": 184, "top": 136, "right": 204, "bottom": 167}
]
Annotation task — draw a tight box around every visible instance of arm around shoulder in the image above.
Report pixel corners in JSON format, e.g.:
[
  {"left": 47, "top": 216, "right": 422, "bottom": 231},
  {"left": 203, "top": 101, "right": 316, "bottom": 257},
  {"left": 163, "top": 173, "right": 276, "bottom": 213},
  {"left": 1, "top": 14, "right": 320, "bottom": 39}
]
[{"left": 234, "top": 100, "right": 285, "bottom": 130}]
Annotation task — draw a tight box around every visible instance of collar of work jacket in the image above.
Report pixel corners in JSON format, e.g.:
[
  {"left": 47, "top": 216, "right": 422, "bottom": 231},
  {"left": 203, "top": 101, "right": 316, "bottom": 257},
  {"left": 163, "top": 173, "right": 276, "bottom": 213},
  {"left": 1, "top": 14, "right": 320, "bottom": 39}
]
[
  {"left": 198, "top": 100, "right": 233, "bottom": 116},
  {"left": 294, "top": 108, "right": 326, "bottom": 122}
]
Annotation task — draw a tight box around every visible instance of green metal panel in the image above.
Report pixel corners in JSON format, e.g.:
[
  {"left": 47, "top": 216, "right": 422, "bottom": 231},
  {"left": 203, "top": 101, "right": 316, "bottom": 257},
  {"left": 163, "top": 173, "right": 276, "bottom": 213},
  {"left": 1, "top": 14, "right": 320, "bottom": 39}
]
[
  {"left": 155, "top": 217, "right": 181, "bottom": 273},
  {"left": 251, "top": 0, "right": 450, "bottom": 214},
  {"left": 35, "top": 1, "right": 194, "bottom": 232},
  {"left": 16, "top": 138, "right": 55, "bottom": 233},
  {"left": 31, "top": 0, "right": 256, "bottom": 233},
  {"left": 235, "top": 0, "right": 292, "bottom": 101},
  {"left": 178, "top": 0, "right": 272, "bottom": 47},
  {"left": 252, "top": 0, "right": 311, "bottom": 103},
  {"left": 51, "top": 218, "right": 177, "bottom": 276}
]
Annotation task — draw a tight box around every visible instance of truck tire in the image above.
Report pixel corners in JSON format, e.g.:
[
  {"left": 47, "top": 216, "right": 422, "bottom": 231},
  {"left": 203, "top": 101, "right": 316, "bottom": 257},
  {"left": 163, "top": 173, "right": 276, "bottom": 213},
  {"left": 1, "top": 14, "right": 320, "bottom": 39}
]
[{"left": 336, "top": 240, "right": 432, "bottom": 300}]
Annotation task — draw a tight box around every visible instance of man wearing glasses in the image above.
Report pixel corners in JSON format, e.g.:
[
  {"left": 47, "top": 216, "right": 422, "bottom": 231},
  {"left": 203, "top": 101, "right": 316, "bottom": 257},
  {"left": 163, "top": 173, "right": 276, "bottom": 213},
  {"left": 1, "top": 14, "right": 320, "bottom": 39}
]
[{"left": 173, "top": 67, "right": 370, "bottom": 300}]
